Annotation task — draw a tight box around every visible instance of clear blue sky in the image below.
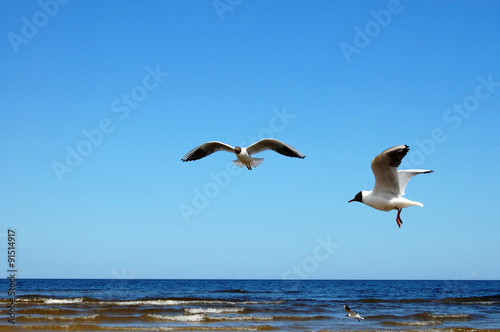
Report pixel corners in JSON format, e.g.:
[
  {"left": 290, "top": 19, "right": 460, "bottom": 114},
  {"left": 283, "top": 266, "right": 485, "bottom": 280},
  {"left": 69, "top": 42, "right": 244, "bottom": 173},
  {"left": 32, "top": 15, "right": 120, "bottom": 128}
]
[{"left": 1, "top": 1, "right": 499, "bottom": 280}]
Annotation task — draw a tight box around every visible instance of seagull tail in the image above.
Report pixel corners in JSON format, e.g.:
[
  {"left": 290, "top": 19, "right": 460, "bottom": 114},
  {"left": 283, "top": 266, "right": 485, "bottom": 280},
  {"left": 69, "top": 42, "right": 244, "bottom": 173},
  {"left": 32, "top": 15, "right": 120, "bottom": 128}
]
[
  {"left": 250, "top": 158, "right": 264, "bottom": 168},
  {"left": 232, "top": 158, "right": 264, "bottom": 169},
  {"left": 232, "top": 160, "right": 245, "bottom": 168},
  {"left": 409, "top": 200, "right": 424, "bottom": 207}
]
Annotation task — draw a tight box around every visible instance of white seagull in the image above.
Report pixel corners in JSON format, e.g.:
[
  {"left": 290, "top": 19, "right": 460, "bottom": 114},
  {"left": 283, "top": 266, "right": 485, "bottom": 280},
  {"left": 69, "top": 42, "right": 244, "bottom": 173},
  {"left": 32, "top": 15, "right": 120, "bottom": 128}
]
[
  {"left": 181, "top": 138, "right": 305, "bottom": 170},
  {"left": 348, "top": 145, "right": 433, "bottom": 228},
  {"left": 344, "top": 304, "right": 364, "bottom": 322}
]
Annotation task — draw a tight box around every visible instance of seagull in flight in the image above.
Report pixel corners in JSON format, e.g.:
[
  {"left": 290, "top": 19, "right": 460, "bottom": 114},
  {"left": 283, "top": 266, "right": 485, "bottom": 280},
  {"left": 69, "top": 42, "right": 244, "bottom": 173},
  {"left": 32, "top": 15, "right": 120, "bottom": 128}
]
[
  {"left": 181, "top": 138, "right": 305, "bottom": 170},
  {"left": 348, "top": 145, "right": 433, "bottom": 228},
  {"left": 344, "top": 304, "right": 364, "bottom": 322}
]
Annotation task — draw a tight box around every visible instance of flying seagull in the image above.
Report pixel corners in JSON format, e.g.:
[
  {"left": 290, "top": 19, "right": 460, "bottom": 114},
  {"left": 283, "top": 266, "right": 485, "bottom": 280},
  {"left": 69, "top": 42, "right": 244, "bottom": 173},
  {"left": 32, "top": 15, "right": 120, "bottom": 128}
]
[
  {"left": 348, "top": 145, "right": 433, "bottom": 228},
  {"left": 181, "top": 138, "right": 305, "bottom": 170},
  {"left": 344, "top": 304, "right": 364, "bottom": 322}
]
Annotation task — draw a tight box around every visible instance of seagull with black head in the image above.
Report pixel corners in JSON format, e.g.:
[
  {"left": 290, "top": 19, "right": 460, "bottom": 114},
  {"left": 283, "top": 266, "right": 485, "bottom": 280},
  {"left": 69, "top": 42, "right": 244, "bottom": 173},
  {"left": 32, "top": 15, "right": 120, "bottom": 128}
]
[
  {"left": 344, "top": 304, "right": 364, "bottom": 322},
  {"left": 181, "top": 138, "right": 305, "bottom": 170},
  {"left": 348, "top": 145, "right": 433, "bottom": 228}
]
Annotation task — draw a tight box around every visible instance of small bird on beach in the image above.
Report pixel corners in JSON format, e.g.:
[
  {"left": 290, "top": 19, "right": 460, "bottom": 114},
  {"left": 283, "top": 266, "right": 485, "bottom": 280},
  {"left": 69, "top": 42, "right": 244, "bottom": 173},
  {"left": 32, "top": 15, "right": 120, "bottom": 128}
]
[
  {"left": 348, "top": 145, "right": 433, "bottom": 228},
  {"left": 344, "top": 304, "right": 364, "bottom": 322},
  {"left": 181, "top": 138, "right": 305, "bottom": 170}
]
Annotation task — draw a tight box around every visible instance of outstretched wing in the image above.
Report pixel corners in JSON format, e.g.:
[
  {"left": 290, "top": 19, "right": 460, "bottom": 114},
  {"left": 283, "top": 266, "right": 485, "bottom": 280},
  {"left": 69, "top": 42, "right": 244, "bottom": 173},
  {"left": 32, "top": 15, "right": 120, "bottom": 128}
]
[
  {"left": 181, "top": 141, "right": 235, "bottom": 162},
  {"left": 398, "top": 169, "right": 434, "bottom": 196},
  {"left": 371, "top": 145, "right": 409, "bottom": 195},
  {"left": 344, "top": 304, "right": 354, "bottom": 314},
  {"left": 246, "top": 138, "right": 305, "bottom": 158}
]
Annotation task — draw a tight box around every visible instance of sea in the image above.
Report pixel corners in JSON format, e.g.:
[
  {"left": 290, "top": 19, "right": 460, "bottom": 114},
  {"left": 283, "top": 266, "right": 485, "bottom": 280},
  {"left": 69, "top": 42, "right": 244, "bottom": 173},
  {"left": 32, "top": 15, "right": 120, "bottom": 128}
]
[{"left": 1, "top": 279, "right": 499, "bottom": 331}]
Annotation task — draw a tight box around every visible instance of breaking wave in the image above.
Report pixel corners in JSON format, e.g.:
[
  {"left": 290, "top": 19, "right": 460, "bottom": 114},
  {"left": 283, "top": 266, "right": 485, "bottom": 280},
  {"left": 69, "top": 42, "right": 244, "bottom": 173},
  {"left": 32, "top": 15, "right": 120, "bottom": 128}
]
[
  {"left": 184, "top": 307, "right": 245, "bottom": 314},
  {"left": 147, "top": 314, "right": 327, "bottom": 322},
  {"left": 379, "top": 311, "right": 473, "bottom": 327},
  {"left": 9, "top": 296, "right": 284, "bottom": 306}
]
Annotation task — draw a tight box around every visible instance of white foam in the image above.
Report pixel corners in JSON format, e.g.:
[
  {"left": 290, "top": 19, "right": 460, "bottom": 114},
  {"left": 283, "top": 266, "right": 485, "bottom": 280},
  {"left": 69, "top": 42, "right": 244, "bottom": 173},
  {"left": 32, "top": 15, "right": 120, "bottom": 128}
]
[
  {"left": 148, "top": 313, "right": 206, "bottom": 322},
  {"left": 401, "top": 320, "right": 441, "bottom": 326},
  {"left": 108, "top": 300, "right": 185, "bottom": 306},
  {"left": 43, "top": 297, "right": 84, "bottom": 304},
  {"left": 148, "top": 313, "right": 276, "bottom": 322},
  {"left": 25, "top": 314, "right": 99, "bottom": 320},
  {"left": 429, "top": 313, "right": 470, "bottom": 319},
  {"left": 209, "top": 315, "right": 272, "bottom": 321},
  {"left": 185, "top": 307, "right": 245, "bottom": 314},
  {"left": 103, "top": 299, "right": 214, "bottom": 306},
  {"left": 105, "top": 299, "right": 283, "bottom": 306},
  {"left": 108, "top": 326, "right": 263, "bottom": 332}
]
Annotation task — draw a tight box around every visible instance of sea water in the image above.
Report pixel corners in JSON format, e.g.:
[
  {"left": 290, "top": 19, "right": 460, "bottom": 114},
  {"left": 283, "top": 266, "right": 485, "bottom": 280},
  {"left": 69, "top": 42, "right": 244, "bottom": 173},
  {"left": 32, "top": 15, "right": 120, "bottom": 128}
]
[{"left": 1, "top": 279, "right": 499, "bottom": 331}]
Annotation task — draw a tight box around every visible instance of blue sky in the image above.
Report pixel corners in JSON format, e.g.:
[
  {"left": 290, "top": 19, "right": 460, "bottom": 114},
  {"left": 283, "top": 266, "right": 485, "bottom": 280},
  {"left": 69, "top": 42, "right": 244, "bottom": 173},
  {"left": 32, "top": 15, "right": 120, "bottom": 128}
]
[{"left": 1, "top": 0, "right": 499, "bottom": 280}]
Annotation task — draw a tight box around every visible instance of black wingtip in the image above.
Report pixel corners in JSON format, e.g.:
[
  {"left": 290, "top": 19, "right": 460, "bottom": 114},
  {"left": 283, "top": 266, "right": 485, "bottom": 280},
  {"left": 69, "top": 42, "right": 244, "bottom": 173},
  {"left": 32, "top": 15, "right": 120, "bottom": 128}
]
[{"left": 386, "top": 145, "right": 410, "bottom": 167}]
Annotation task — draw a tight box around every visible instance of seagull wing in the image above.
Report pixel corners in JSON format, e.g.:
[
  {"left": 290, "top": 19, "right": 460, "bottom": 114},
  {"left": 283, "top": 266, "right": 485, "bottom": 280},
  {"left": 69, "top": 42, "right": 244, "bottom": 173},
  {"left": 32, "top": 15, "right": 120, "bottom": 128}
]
[
  {"left": 181, "top": 141, "right": 235, "bottom": 162},
  {"left": 398, "top": 169, "right": 434, "bottom": 196},
  {"left": 371, "top": 145, "right": 409, "bottom": 195},
  {"left": 344, "top": 304, "right": 354, "bottom": 314},
  {"left": 246, "top": 138, "right": 305, "bottom": 158}
]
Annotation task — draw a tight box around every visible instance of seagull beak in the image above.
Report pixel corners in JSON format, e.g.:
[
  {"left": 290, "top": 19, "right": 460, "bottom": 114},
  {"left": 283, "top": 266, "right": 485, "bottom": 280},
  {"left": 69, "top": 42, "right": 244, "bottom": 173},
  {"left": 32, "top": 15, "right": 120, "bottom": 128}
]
[{"left": 348, "top": 199, "right": 355, "bottom": 203}]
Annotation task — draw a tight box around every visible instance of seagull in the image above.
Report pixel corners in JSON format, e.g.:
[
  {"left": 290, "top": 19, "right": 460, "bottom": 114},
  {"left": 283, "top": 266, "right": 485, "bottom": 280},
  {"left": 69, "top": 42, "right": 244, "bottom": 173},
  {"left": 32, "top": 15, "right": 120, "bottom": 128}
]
[
  {"left": 181, "top": 138, "right": 305, "bottom": 170},
  {"left": 344, "top": 304, "right": 364, "bottom": 322},
  {"left": 348, "top": 145, "right": 433, "bottom": 228}
]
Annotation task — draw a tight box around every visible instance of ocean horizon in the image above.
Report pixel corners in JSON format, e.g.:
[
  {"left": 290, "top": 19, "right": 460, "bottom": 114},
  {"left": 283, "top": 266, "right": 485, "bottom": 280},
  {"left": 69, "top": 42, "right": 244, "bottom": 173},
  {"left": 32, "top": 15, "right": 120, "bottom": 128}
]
[{"left": 2, "top": 279, "right": 499, "bottom": 331}]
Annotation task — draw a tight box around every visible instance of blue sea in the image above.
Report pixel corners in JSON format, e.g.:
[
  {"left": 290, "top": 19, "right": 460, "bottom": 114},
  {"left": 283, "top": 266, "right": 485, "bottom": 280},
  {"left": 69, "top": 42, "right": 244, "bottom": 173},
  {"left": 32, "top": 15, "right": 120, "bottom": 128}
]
[{"left": 1, "top": 279, "right": 499, "bottom": 331}]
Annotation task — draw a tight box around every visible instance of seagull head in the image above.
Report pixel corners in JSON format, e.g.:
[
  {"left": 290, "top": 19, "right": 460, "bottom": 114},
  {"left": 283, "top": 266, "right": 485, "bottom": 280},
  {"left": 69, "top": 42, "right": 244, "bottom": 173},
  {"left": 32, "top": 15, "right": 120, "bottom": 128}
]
[
  {"left": 348, "top": 191, "right": 363, "bottom": 203},
  {"left": 234, "top": 146, "right": 242, "bottom": 154}
]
